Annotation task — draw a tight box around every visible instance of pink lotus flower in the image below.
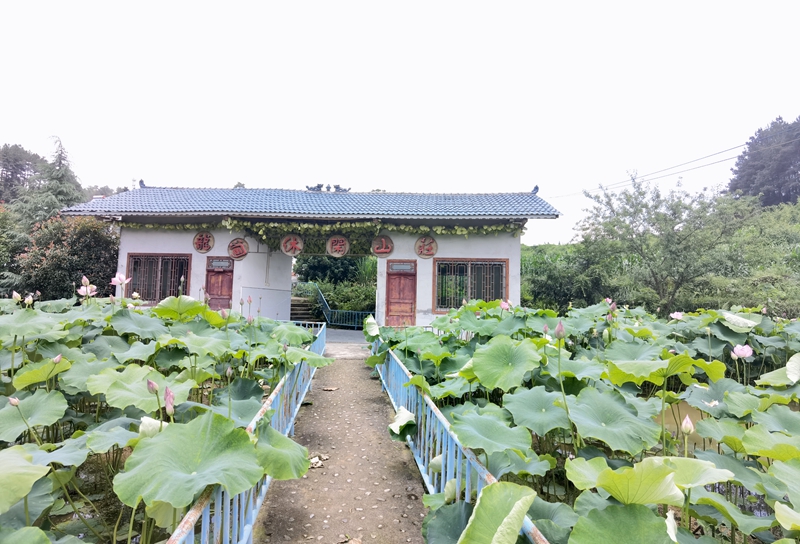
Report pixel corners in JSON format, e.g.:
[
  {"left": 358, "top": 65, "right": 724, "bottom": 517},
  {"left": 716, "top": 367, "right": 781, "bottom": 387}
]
[
  {"left": 732, "top": 344, "right": 753, "bottom": 359},
  {"left": 670, "top": 311, "right": 683, "bottom": 320},
  {"left": 77, "top": 284, "right": 97, "bottom": 297},
  {"left": 609, "top": 302, "right": 617, "bottom": 312},
  {"left": 110, "top": 272, "right": 131, "bottom": 286},
  {"left": 500, "top": 300, "right": 510, "bottom": 311},
  {"left": 127, "top": 303, "right": 134, "bottom": 309},
  {"left": 604, "top": 298, "right": 612, "bottom": 304},
  {"left": 247, "top": 295, "right": 253, "bottom": 305},
  {"left": 164, "top": 386, "right": 174, "bottom": 416},
  {"left": 554, "top": 321, "right": 566, "bottom": 339}
]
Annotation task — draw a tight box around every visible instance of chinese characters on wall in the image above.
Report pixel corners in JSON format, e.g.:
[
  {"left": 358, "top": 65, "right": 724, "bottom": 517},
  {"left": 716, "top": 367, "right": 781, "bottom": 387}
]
[
  {"left": 280, "top": 234, "right": 304, "bottom": 256},
  {"left": 227, "top": 238, "right": 249, "bottom": 260},
  {"left": 414, "top": 236, "right": 438, "bottom": 258},
  {"left": 326, "top": 236, "right": 350, "bottom": 258},
  {"left": 193, "top": 232, "right": 214, "bottom": 253}
]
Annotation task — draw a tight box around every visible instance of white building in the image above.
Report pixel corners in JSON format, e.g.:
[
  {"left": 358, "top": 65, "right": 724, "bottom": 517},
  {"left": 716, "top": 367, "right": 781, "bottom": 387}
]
[{"left": 63, "top": 187, "right": 559, "bottom": 327}]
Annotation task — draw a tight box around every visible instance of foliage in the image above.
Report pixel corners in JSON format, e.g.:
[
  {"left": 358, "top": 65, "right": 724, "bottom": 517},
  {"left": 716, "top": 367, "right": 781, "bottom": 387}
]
[
  {"left": 729, "top": 116, "right": 800, "bottom": 206},
  {"left": 0, "top": 285, "right": 329, "bottom": 542},
  {"left": 317, "top": 281, "right": 376, "bottom": 312},
  {"left": 0, "top": 144, "right": 47, "bottom": 204},
  {"left": 369, "top": 298, "right": 800, "bottom": 542},
  {"left": 295, "top": 256, "right": 362, "bottom": 284},
  {"left": 15, "top": 216, "right": 119, "bottom": 300}
]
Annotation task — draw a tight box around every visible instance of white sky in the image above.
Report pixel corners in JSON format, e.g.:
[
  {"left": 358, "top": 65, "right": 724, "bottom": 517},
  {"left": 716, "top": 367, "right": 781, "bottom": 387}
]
[{"left": 2, "top": 2, "right": 798, "bottom": 246}]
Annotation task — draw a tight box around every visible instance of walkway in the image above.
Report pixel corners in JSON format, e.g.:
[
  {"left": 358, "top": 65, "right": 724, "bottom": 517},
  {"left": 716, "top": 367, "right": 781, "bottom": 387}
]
[{"left": 255, "top": 333, "right": 427, "bottom": 544}]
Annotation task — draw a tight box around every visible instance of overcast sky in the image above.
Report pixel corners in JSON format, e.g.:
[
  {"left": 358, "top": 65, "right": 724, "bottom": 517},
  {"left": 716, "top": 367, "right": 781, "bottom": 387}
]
[{"left": 2, "top": 2, "right": 798, "bottom": 245}]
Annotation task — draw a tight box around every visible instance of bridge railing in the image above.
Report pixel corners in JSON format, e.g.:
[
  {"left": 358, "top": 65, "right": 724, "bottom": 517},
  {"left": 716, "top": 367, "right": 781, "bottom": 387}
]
[
  {"left": 167, "top": 322, "right": 326, "bottom": 544},
  {"left": 294, "top": 281, "right": 373, "bottom": 329}
]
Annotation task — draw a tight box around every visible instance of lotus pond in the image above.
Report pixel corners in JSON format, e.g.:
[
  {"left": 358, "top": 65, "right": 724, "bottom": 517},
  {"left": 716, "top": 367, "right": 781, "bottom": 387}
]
[
  {"left": 0, "top": 286, "right": 332, "bottom": 543},
  {"left": 366, "top": 301, "right": 800, "bottom": 544}
]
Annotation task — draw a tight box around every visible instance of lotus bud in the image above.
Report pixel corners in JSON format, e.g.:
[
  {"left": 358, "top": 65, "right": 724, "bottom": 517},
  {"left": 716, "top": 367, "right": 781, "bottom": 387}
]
[
  {"left": 240, "top": 298, "right": 244, "bottom": 306},
  {"left": 247, "top": 295, "right": 252, "bottom": 305},
  {"left": 9, "top": 397, "right": 19, "bottom": 407},
  {"left": 164, "top": 386, "right": 175, "bottom": 416},
  {"left": 139, "top": 416, "right": 167, "bottom": 438},
  {"left": 146, "top": 379, "right": 159, "bottom": 395},
  {"left": 53, "top": 353, "right": 62, "bottom": 364},
  {"left": 681, "top": 415, "right": 694, "bottom": 435},
  {"left": 35, "top": 290, "right": 41, "bottom": 297},
  {"left": 609, "top": 302, "right": 617, "bottom": 312},
  {"left": 461, "top": 298, "right": 467, "bottom": 307},
  {"left": 704, "top": 327, "right": 711, "bottom": 335},
  {"left": 127, "top": 303, "right": 134, "bottom": 309},
  {"left": 247, "top": 315, "right": 254, "bottom": 324},
  {"left": 602, "top": 328, "right": 611, "bottom": 343},
  {"left": 669, "top": 311, "right": 683, "bottom": 320},
  {"left": 606, "top": 314, "right": 613, "bottom": 323},
  {"left": 604, "top": 297, "right": 612, "bottom": 304},
  {"left": 180, "top": 275, "right": 185, "bottom": 282},
  {"left": 109, "top": 295, "right": 115, "bottom": 303},
  {"left": 81, "top": 276, "right": 91, "bottom": 287},
  {"left": 762, "top": 307, "right": 767, "bottom": 314},
  {"left": 220, "top": 308, "right": 228, "bottom": 319},
  {"left": 24, "top": 295, "right": 33, "bottom": 306},
  {"left": 542, "top": 324, "right": 549, "bottom": 335},
  {"left": 554, "top": 321, "right": 566, "bottom": 339},
  {"left": 131, "top": 292, "right": 141, "bottom": 300},
  {"left": 500, "top": 300, "right": 510, "bottom": 311},
  {"left": 12, "top": 291, "right": 21, "bottom": 302},
  {"left": 226, "top": 366, "right": 233, "bottom": 378}
]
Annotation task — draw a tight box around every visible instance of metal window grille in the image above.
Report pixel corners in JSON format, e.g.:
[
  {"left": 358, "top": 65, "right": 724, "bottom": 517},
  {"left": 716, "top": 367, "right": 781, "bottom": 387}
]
[
  {"left": 128, "top": 254, "right": 190, "bottom": 302},
  {"left": 436, "top": 261, "right": 506, "bottom": 310}
]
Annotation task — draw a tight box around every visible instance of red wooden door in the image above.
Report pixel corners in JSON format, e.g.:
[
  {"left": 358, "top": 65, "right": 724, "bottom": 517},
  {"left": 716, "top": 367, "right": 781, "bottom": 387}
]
[
  {"left": 206, "top": 257, "right": 233, "bottom": 310},
  {"left": 386, "top": 260, "right": 416, "bottom": 327}
]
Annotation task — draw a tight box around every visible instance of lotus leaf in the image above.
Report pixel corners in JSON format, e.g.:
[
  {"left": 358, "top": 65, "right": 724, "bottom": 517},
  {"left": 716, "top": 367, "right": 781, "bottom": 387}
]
[
  {"left": 87, "top": 365, "right": 196, "bottom": 413},
  {"left": 503, "top": 386, "right": 570, "bottom": 436},
  {"left": 145, "top": 500, "right": 184, "bottom": 530},
  {"left": 284, "top": 346, "right": 334, "bottom": 368},
  {"left": 689, "top": 335, "right": 727, "bottom": 359},
  {"left": 602, "top": 340, "right": 662, "bottom": 363},
  {"left": 565, "top": 457, "right": 609, "bottom": 490},
  {"left": 493, "top": 315, "right": 528, "bottom": 337},
  {"left": 113, "top": 411, "right": 263, "bottom": 508},
  {"left": 774, "top": 501, "right": 800, "bottom": 532},
  {"left": 430, "top": 376, "right": 471, "bottom": 399},
  {"left": 456, "top": 482, "right": 536, "bottom": 544},
  {"left": 87, "top": 426, "right": 139, "bottom": 453},
  {"left": 388, "top": 407, "right": 417, "bottom": 441},
  {"left": 742, "top": 424, "right": 800, "bottom": 461},
  {"left": 114, "top": 340, "right": 158, "bottom": 364},
  {"left": 420, "top": 344, "right": 453, "bottom": 366},
  {"left": 681, "top": 379, "right": 745, "bottom": 418},
  {"left": 179, "top": 333, "right": 231, "bottom": 358},
  {"left": 152, "top": 295, "right": 206, "bottom": 321},
  {"left": 36, "top": 434, "right": 90, "bottom": 467},
  {"left": 82, "top": 335, "right": 131, "bottom": 361},
  {"left": 12, "top": 357, "right": 72, "bottom": 389},
  {"left": 255, "top": 421, "right": 310, "bottom": 479},
  {"left": 542, "top": 356, "right": 603, "bottom": 381},
  {"left": 471, "top": 335, "right": 541, "bottom": 392},
  {"left": 59, "top": 358, "right": 121, "bottom": 395},
  {"left": 568, "top": 388, "right": 660, "bottom": 455},
  {"left": 768, "top": 459, "right": 800, "bottom": 508},
  {"left": 270, "top": 322, "right": 314, "bottom": 345},
  {"left": 0, "top": 526, "right": 51, "bottom": 544},
  {"left": 756, "top": 366, "right": 797, "bottom": 387},
  {"left": 0, "top": 390, "right": 67, "bottom": 442},
  {"left": 0, "top": 446, "right": 51, "bottom": 514},
  {"left": 450, "top": 410, "right": 531, "bottom": 455},
  {"left": 422, "top": 501, "right": 474, "bottom": 544},
  {"left": 569, "top": 504, "right": 672, "bottom": 544},
  {"left": 487, "top": 449, "right": 550, "bottom": 479},
  {"left": 693, "top": 450, "right": 764, "bottom": 495},
  {"left": 695, "top": 417, "right": 746, "bottom": 454},
  {"left": 109, "top": 309, "right": 169, "bottom": 340},
  {"left": 456, "top": 311, "right": 499, "bottom": 337},
  {"left": 661, "top": 457, "right": 733, "bottom": 489},
  {"left": 0, "top": 475, "right": 54, "bottom": 529},
  {"left": 404, "top": 375, "right": 431, "bottom": 397},
  {"left": 721, "top": 312, "right": 759, "bottom": 333},
  {"left": 690, "top": 487, "right": 775, "bottom": 535},
  {"left": 573, "top": 489, "right": 619, "bottom": 517}
]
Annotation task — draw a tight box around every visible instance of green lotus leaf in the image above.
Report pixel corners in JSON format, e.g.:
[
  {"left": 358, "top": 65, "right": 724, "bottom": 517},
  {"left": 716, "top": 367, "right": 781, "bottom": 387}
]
[
  {"left": 109, "top": 309, "right": 170, "bottom": 340},
  {"left": 681, "top": 379, "right": 746, "bottom": 418},
  {"left": 59, "top": 358, "right": 121, "bottom": 395},
  {"left": 707, "top": 321, "right": 746, "bottom": 346},
  {"left": 487, "top": 449, "right": 550, "bottom": 480},
  {"left": 691, "top": 358, "right": 726, "bottom": 382},
  {"left": 114, "top": 340, "right": 158, "bottom": 364},
  {"left": 456, "top": 311, "right": 499, "bottom": 337},
  {"left": 493, "top": 315, "right": 528, "bottom": 337},
  {"left": 179, "top": 333, "right": 231, "bottom": 359},
  {"left": 752, "top": 404, "right": 800, "bottom": 435},
  {"left": 87, "top": 365, "right": 196, "bottom": 413},
  {"left": 151, "top": 295, "right": 206, "bottom": 321},
  {"left": 113, "top": 411, "right": 263, "bottom": 508},
  {"left": 724, "top": 391, "right": 760, "bottom": 417},
  {"left": 82, "top": 335, "right": 131, "bottom": 361},
  {"left": 451, "top": 410, "right": 531, "bottom": 455},
  {"left": 503, "top": 386, "right": 570, "bottom": 436},
  {"left": 388, "top": 407, "right": 417, "bottom": 441},
  {"left": 248, "top": 341, "right": 284, "bottom": 363},
  {"left": 568, "top": 388, "right": 660, "bottom": 455},
  {"left": 145, "top": 500, "right": 183, "bottom": 530},
  {"left": 0, "top": 475, "right": 54, "bottom": 529},
  {"left": 695, "top": 417, "right": 746, "bottom": 454},
  {"left": 363, "top": 315, "right": 380, "bottom": 339},
  {"left": 255, "top": 421, "right": 310, "bottom": 480},
  {"left": 471, "top": 335, "right": 541, "bottom": 392},
  {"left": 774, "top": 501, "right": 800, "bottom": 532},
  {"left": 430, "top": 376, "right": 471, "bottom": 399},
  {"left": 602, "top": 340, "right": 662, "bottom": 363},
  {"left": 39, "top": 434, "right": 90, "bottom": 467},
  {"left": 0, "top": 390, "right": 68, "bottom": 442},
  {"left": 0, "top": 447, "right": 51, "bottom": 514},
  {"left": 270, "top": 322, "right": 314, "bottom": 345},
  {"left": 527, "top": 498, "right": 579, "bottom": 529},
  {"left": 569, "top": 504, "right": 672, "bottom": 544},
  {"left": 456, "top": 481, "right": 536, "bottom": 544},
  {"left": 284, "top": 346, "right": 334, "bottom": 368},
  {"left": 768, "top": 459, "right": 800, "bottom": 508},
  {"left": 721, "top": 312, "right": 759, "bottom": 333},
  {"left": 573, "top": 488, "right": 619, "bottom": 517},
  {"left": 756, "top": 366, "right": 796, "bottom": 387},
  {"left": 421, "top": 344, "right": 454, "bottom": 366},
  {"left": 34, "top": 296, "right": 77, "bottom": 313},
  {"left": 542, "top": 356, "right": 604, "bottom": 381},
  {"left": 12, "top": 358, "right": 72, "bottom": 390},
  {"left": 690, "top": 487, "right": 775, "bottom": 535},
  {"left": 787, "top": 353, "right": 800, "bottom": 384},
  {"left": 662, "top": 457, "right": 733, "bottom": 489},
  {"left": 693, "top": 450, "right": 764, "bottom": 494},
  {"left": 565, "top": 456, "right": 609, "bottom": 490},
  {"left": 405, "top": 375, "right": 432, "bottom": 397},
  {"left": 0, "top": 526, "right": 51, "bottom": 544},
  {"left": 422, "top": 501, "right": 474, "bottom": 544},
  {"left": 742, "top": 424, "right": 800, "bottom": 461},
  {"left": 87, "top": 426, "right": 139, "bottom": 453},
  {"left": 0, "top": 310, "right": 68, "bottom": 345}
]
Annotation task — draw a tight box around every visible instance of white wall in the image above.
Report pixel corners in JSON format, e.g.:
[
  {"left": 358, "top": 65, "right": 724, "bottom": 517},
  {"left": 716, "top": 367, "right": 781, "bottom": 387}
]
[
  {"left": 116, "top": 227, "right": 293, "bottom": 320},
  {"left": 375, "top": 231, "right": 521, "bottom": 327}
]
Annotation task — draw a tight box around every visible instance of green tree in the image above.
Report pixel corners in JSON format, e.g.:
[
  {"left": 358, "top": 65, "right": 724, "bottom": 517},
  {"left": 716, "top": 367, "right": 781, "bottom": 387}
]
[
  {"left": 728, "top": 116, "right": 800, "bottom": 206},
  {"left": 0, "top": 144, "right": 47, "bottom": 203},
  {"left": 294, "top": 255, "right": 362, "bottom": 284},
  {"left": 577, "top": 180, "right": 757, "bottom": 314},
  {"left": 15, "top": 216, "right": 119, "bottom": 299}
]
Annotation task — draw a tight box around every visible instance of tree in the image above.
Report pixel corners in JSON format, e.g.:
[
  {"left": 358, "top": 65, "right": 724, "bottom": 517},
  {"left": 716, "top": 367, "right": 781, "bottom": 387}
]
[
  {"left": 294, "top": 255, "right": 362, "bottom": 284},
  {"left": 15, "top": 216, "right": 119, "bottom": 299},
  {"left": 577, "top": 180, "right": 757, "bottom": 314},
  {"left": 0, "top": 144, "right": 47, "bottom": 203},
  {"left": 729, "top": 116, "right": 800, "bottom": 206}
]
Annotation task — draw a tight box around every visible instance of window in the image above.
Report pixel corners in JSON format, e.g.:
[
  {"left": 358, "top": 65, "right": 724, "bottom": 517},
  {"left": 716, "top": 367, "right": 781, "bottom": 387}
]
[
  {"left": 435, "top": 260, "right": 507, "bottom": 311},
  {"left": 127, "top": 254, "right": 190, "bottom": 302}
]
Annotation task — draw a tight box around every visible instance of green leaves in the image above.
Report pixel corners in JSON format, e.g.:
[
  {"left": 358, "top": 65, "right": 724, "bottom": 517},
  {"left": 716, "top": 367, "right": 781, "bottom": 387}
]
[
  {"left": 471, "top": 336, "right": 541, "bottom": 392},
  {"left": 0, "top": 447, "right": 51, "bottom": 514},
  {"left": 113, "top": 411, "right": 263, "bottom": 508},
  {"left": 87, "top": 365, "right": 196, "bottom": 413},
  {"left": 504, "top": 386, "right": 570, "bottom": 436},
  {"left": 569, "top": 504, "right": 673, "bottom": 544},
  {"left": 456, "top": 482, "right": 536, "bottom": 544},
  {"left": 254, "top": 422, "right": 310, "bottom": 480},
  {"left": 450, "top": 409, "right": 531, "bottom": 455},
  {"left": 388, "top": 407, "right": 417, "bottom": 441},
  {"left": 0, "top": 390, "right": 67, "bottom": 442}
]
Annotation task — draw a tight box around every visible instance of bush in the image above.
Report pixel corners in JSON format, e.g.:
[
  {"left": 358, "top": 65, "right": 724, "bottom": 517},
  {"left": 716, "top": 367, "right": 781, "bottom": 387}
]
[{"left": 317, "top": 281, "right": 376, "bottom": 312}]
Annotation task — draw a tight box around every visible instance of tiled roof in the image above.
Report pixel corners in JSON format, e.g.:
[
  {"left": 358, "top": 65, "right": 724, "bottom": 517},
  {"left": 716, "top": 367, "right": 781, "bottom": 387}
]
[{"left": 63, "top": 187, "right": 560, "bottom": 220}]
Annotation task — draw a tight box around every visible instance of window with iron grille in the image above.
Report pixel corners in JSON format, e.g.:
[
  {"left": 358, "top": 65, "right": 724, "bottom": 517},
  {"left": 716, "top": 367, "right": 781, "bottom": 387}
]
[
  {"left": 127, "top": 254, "right": 190, "bottom": 302},
  {"left": 435, "top": 260, "right": 506, "bottom": 311}
]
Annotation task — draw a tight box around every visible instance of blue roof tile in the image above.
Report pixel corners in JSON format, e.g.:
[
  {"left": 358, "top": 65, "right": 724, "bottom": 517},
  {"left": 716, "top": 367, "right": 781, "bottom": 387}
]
[{"left": 63, "top": 188, "right": 560, "bottom": 220}]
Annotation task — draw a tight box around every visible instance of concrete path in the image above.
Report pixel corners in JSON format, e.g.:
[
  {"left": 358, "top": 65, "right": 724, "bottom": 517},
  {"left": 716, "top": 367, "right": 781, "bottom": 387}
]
[{"left": 254, "top": 341, "right": 427, "bottom": 544}]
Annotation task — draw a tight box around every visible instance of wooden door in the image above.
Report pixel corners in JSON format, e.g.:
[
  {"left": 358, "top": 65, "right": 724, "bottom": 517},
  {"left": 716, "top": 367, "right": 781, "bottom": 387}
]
[
  {"left": 206, "top": 257, "right": 233, "bottom": 310},
  {"left": 386, "top": 260, "right": 416, "bottom": 327}
]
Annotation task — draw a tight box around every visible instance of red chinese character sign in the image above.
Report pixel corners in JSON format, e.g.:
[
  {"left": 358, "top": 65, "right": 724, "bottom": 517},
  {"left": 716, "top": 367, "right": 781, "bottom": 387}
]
[
  {"left": 193, "top": 231, "right": 214, "bottom": 253},
  {"left": 371, "top": 235, "right": 394, "bottom": 257},
  {"left": 227, "top": 238, "right": 249, "bottom": 260},
  {"left": 280, "top": 234, "right": 304, "bottom": 257},
  {"left": 414, "top": 236, "right": 438, "bottom": 258},
  {"left": 326, "top": 236, "right": 350, "bottom": 258}
]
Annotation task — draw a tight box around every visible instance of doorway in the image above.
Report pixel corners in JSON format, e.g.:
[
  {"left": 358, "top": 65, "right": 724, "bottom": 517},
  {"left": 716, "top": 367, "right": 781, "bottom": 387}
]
[
  {"left": 385, "top": 260, "right": 416, "bottom": 327},
  {"left": 205, "top": 257, "right": 233, "bottom": 310}
]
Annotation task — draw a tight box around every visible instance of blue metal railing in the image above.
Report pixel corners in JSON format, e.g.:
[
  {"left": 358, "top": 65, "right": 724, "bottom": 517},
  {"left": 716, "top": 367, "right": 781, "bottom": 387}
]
[
  {"left": 374, "top": 345, "right": 550, "bottom": 544},
  {"left": 294, "top": 281, "right": 373, "bottom": 329},
  {"left": 168, "top": 321, "right": 326, "bottom": 544}
]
